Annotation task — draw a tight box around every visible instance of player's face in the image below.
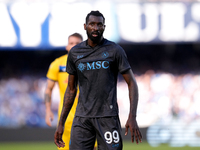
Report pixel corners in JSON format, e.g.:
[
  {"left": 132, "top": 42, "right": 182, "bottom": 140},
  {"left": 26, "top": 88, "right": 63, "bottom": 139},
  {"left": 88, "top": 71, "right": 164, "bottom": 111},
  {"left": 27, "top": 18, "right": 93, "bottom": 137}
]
[
  {"left": 84, "top": 15, "right": 105, "bottom": 43},
  {"left": 66, "top": 36, "right": 82, "bottom": 52}
]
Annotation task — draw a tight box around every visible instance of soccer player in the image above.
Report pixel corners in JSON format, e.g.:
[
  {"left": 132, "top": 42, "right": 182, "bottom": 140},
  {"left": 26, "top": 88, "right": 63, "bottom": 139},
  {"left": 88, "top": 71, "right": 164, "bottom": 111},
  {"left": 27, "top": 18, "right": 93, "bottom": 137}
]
[
  {"left": 54, "top": 11, "right": 142, "bottom": 150},
  {"left": 44, "top": 33, "right": 83, "bottom": 150}
]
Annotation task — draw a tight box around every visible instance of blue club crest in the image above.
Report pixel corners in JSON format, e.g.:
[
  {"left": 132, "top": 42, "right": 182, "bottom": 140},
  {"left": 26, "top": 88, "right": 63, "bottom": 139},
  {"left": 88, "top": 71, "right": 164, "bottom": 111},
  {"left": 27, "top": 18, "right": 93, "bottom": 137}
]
[{"left": 102, "top": 52, "right": 109, "bottom": 59}]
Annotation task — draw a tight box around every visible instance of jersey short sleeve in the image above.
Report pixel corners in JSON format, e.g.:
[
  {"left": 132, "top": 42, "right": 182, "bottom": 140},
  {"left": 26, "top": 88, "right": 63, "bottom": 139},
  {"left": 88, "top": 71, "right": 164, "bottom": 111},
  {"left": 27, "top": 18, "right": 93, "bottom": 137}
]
[
  {"left": 116, "top": 46, "right": 131, "bottom": 73},
  {"left": 46, "top": 59, "right": 59, "bottom": 81},
  {"left": 66, "top": 50, "right": 77, "bottom": 75}
]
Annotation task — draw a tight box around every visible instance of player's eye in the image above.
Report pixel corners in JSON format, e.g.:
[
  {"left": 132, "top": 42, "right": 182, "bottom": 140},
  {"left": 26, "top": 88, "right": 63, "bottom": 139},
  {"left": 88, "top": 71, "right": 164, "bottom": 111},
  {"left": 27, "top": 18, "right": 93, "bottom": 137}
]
[
  {"left": 98, "top": 23, "right": 103, "bottom": 27},
  {"left": 90, "top": 23, "right": 94, "bottom": 26}
]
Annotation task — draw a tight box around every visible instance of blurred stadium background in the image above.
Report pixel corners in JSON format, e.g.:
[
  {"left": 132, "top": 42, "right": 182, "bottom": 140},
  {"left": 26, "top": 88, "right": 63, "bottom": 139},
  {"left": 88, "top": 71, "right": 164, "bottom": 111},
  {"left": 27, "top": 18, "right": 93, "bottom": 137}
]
[{"left": 1, "top": 0, "right": 200, "bottom": 149}]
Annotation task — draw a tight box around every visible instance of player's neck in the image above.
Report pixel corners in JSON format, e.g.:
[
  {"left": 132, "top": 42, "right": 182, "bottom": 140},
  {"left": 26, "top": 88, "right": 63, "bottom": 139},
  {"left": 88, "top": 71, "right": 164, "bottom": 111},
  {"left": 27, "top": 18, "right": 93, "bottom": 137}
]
[{"left": 87, "top": 37, "right": 103, "bottom": 48}]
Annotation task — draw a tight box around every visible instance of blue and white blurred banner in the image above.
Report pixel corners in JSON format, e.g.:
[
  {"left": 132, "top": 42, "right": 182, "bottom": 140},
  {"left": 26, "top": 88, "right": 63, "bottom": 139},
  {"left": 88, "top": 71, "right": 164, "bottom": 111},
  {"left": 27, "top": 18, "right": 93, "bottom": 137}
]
[
  {"left": 147, "top": 119, "right": 200, "bottom": 147},
  {"left": 0, "top": 0, "right": 200, "bottom": 49}
]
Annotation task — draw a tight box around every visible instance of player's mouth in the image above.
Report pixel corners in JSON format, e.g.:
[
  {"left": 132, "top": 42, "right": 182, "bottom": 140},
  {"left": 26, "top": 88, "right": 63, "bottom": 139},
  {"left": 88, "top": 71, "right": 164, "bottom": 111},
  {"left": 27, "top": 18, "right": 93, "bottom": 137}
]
[{"left": 92, "top": 32, "right": 99, "bottom": 37}]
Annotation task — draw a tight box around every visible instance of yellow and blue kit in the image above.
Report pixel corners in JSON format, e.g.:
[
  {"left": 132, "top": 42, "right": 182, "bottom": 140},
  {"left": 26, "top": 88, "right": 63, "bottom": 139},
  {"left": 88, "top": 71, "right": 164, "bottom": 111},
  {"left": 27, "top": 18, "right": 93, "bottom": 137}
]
[{"left": 47, "top": 54, "right": 78, "bottom": 150}]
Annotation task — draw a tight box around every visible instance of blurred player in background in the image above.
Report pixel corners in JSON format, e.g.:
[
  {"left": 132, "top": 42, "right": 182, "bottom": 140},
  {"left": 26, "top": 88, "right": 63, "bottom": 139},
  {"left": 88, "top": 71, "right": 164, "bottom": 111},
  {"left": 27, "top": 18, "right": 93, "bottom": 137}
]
[
  {"left": 44, "top": 33, "right": 86, "bottom": 150},
  {"left": 54, "top": 11, "right": 142, "bottom": 150}
]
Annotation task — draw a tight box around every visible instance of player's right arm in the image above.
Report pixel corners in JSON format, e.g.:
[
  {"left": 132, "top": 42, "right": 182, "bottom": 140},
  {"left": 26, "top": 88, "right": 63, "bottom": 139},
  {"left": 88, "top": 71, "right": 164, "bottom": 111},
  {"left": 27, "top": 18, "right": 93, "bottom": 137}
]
[
  {"left": 44, "top": 79, "right": 56, "bottom": 126},
  {"left": 54, "top": 74, "right": 78, "bottom": 148}
]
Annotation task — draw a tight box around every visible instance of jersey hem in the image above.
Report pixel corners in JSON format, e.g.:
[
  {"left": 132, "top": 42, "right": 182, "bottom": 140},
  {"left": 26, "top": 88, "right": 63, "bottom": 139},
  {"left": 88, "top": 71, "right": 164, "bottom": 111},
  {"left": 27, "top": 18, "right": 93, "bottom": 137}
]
[{"left": 46, "top": 77, "right": 57, "bottom": 82}]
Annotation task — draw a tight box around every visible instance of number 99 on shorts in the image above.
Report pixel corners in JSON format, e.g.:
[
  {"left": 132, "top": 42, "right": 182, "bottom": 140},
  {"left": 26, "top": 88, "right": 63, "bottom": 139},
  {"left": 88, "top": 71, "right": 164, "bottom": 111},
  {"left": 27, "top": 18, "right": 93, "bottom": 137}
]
[{"left": 104, "top": 130, "right": 120, "bottom": 144}]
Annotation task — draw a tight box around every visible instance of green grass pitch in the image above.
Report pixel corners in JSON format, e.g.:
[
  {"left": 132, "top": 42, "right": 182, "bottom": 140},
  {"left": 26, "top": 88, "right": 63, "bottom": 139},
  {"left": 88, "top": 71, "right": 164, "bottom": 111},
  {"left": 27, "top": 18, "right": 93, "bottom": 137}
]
[{"left": 0, "top": 141, "right": 199, "bottom": 150}]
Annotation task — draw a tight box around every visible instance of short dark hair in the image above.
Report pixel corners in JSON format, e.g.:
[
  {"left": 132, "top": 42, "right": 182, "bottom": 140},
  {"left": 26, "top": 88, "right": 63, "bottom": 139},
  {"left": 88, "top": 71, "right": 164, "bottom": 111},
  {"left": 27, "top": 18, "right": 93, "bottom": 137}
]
[
  {"left": 69, "top": 33, "right": 83, "bottom": 41},
  {"left": 85, "top": 10, "right": 105, "bottom": 24}
]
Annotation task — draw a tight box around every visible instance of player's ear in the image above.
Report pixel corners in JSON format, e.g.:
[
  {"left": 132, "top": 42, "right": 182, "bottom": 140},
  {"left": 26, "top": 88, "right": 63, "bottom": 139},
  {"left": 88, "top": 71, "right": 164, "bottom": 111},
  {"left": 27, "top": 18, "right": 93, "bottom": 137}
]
[
  {"left": 66, "top": 45, "right": 69, "bottom": 52},
  {"left": 84, "top": 23, "right": 86, "bottom": 30}
]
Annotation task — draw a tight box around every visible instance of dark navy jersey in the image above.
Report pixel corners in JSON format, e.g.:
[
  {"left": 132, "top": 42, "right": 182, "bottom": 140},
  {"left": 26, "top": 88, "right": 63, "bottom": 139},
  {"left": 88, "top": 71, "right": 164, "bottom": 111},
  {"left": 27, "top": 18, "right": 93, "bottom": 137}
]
[{"left": 66, "top": 39, "right": 131, "bottom": 117}]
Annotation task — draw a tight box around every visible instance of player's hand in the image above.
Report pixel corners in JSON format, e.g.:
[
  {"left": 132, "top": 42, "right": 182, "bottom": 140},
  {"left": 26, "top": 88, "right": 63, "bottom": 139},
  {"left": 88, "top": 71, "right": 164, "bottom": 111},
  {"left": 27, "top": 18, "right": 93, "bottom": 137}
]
[
  {"left": 45, "top": 109, "right": 54, "bottom": 126},
  {"left": 54, "top": 125, "right": 65, "bottom": 148},
  {"left": 125, "top": 116, "right": 142, "bottom": 144}
]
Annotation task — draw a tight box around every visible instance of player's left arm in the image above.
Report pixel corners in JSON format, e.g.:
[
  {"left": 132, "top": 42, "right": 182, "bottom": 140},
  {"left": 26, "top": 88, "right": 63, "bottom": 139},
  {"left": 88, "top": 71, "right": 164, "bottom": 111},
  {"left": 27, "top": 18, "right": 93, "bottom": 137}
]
[{"left": 122, "top": 69, "right": 142, "bottom": 144}]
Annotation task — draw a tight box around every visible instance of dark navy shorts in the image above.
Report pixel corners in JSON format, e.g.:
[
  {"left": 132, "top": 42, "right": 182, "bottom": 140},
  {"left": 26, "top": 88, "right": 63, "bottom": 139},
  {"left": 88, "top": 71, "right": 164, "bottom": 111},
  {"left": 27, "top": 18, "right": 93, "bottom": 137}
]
[{"left": 69, "top": 116, "right": 123, "bottom": 150}]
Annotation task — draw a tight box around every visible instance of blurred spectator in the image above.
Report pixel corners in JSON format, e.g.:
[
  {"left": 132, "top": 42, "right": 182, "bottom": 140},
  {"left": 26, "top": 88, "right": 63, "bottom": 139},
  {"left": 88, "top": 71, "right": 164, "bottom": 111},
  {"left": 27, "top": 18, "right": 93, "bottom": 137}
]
[
  {"left": 118, "top": 71, "right": 200, "bottom": 127},
  {"left": 0, "top": 76, "right": 59, "bottom": 127}
]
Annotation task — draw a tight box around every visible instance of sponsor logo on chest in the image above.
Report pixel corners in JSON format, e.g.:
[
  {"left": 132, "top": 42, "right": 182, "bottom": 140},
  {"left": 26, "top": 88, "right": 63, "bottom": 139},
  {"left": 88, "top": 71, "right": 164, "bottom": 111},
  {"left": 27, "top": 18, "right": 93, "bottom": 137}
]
[
  {"left": 77, "top": 52, "right": 110, "bottom": 72},
  {"left": 77, "top": 61, "right": 109, "bottom": 72}
]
